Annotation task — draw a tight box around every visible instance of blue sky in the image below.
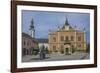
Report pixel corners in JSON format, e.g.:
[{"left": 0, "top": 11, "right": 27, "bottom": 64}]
[{"left": 22, "top": 10, "right": 90, "bottom": 43}]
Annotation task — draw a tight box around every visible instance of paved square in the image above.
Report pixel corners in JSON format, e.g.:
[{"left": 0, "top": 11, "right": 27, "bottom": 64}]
[{"left": 22, "top": 52, "right": 90, "bottom": 62}]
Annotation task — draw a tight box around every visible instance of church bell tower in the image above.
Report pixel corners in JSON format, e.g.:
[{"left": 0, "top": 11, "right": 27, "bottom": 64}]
[{"left": 29, "top": 18, "right": 35, "bottom": 38}]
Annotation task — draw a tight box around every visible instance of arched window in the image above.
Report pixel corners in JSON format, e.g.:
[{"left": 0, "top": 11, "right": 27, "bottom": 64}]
[{"left": 24, "top": 41, "right": 26, "bottom": 46}]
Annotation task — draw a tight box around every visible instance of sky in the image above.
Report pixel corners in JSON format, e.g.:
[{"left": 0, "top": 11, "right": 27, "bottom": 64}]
[{"left": 22, "top": 10, "right": 90, "bottom": 43}]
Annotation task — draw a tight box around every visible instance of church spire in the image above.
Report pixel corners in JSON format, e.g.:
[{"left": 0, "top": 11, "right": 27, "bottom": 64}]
[
  {"left": 65, "top": 17, "right": 69, "bottom": 25},
  {"left": 61, "top": 17, "right": 73, "bottom": 30},
  {"left": 30, "top": 18, "right": 34, "bottom": 29},
  {"left": 29, "top": 18, "right": 35, "bottom": 38}
]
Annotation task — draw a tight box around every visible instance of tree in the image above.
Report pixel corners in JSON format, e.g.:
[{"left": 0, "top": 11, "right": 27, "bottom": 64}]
[
  {"left": 45, "top": 47, "right": 49, "bottom": 54},
  {"left": 32, "top": 47, "right": 39, "bottom": 55}
]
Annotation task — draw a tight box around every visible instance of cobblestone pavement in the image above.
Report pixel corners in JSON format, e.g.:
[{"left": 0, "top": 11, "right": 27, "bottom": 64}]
[{"left": 22, "top": 52, "right": 90, "bottom": 62}]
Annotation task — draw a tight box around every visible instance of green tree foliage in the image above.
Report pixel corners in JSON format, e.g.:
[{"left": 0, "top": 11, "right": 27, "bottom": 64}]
[{"left": 32, "top": 47, "right": 39, "bottom": 55}]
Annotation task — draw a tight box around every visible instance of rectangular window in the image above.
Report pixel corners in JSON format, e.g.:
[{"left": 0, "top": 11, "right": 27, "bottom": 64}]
[
  {"left": 60, "top": 36, "right": 64, "bottom": 41},
  {"left": 24, "top": 41, "right": 26, "bottom": 46},
  {"left": 71, "top": 36, "right": 74, "bottom": 41},
  {"left": 78, "top": 36, "right": 81, "bottom": 41},
  {"left": 65, "top": 36, "right": 68, "bottom": 41},
  {"left": 53, "top": 46, "right": 56, "bottom": 49},
  {"left": 30, "top": 42, "right": 31, "bottom": 46},
  {"left": 53, "top": 46, "right": 57, "bottom": 52},
  {"left": 61, "top": 45, "right": 64, "bottom": 49},
  {"left": 27, "top": 41, "right": 29, "bottom": 46},
  {"left": 53, "top": 37, "right": 56, "bottom": 42}
]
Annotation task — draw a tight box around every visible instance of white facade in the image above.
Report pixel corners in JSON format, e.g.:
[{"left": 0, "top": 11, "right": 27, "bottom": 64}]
[
  {"left": 29, "top": 29, "right": 35, "bottom": 38},
  {"left": 38, "top": 43, "right": 49, "bottom": 49}
]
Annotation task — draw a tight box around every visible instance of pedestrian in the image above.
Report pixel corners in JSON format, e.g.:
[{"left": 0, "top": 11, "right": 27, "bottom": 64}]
[
  {"left": 39, "top": 44, "right": 46, "bottom": 60},
  {"left": 39, "top": 50, "right": 43, "bottom": 60},
  {"left": 42, "top": 50, "right": 46, "bottom": 59}
]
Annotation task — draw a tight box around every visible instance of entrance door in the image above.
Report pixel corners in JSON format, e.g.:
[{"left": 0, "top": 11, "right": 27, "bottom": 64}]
[
  {"left": 65, "top": 48, "right": 69, "bottom": 55},
  {"left": 65, "top": 47, "right": 71, "bottom": 55}
]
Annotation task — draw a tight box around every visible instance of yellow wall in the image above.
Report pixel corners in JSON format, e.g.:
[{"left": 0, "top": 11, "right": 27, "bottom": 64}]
[{"left": 49, "top": 31, "right": 86, "bottom": 53}]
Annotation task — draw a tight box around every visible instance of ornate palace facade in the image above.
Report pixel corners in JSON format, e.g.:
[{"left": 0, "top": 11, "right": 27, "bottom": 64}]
[{"left": 48, "top": 18, "right": 86, "bottom": 54}]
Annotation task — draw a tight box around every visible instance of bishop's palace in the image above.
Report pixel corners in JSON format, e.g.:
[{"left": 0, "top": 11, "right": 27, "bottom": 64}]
[{"left": 22, "top": 18, "right": 87, "bottom": 56}]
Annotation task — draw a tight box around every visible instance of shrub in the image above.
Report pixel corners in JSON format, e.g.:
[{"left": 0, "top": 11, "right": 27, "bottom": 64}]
[{"left": 32, "top": 48, "right": 39, "bottom": 55}]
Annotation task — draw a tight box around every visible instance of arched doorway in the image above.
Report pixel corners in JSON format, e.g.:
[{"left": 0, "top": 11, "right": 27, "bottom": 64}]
[
  {"left": 64, "top": 40, "right": 71, "bottom": 55},
  {"left": 65, "top": 45, "right": 71, "bottom": 55},
  {"left": 65, "top": 48, "right": 69, "bottom": 54}
]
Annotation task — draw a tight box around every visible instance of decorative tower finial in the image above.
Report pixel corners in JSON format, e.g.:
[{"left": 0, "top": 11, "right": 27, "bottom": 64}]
[
  {"left": 29, "top": 18, "right": 35, "bottom": 38},
  {"left": 65, "top": 17, "right": 69, "bottom": 25}
]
